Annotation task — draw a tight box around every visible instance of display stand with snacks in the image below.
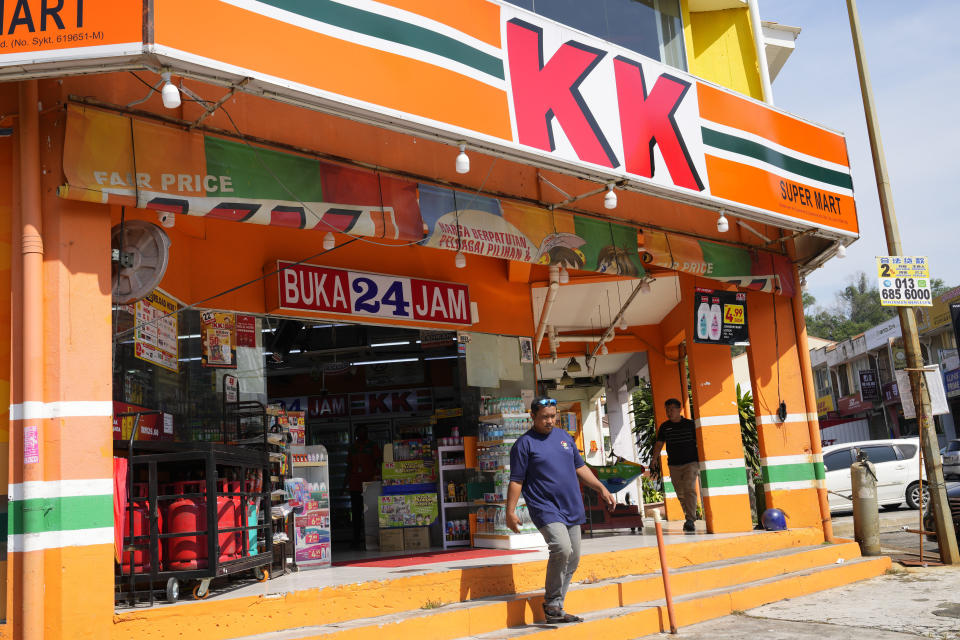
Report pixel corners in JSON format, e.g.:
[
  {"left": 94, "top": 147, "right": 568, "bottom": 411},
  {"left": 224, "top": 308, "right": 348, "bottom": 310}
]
[
  {"left": 472, "top": 398, "right": 546, "bottom": 550},
  {"left": 289, "top": 445, "right": 332, "bottom": 568},
  {"left": 437, "top": 426, "right": 471, "bottom": 548}
]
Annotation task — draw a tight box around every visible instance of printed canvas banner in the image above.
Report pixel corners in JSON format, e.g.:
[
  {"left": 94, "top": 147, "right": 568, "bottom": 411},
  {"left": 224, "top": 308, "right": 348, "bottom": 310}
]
[
  {"left": 60, "top": 105, "right": 424, "bottom": 240},
  {"left": 201, "top": 311, "right": 236, "bottom": 368}
]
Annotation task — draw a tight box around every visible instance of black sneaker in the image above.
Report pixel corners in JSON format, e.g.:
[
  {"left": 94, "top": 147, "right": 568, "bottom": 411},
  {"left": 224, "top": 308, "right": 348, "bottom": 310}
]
[
  {"left": 683, "top": 519, "right": 696, "bottom": 532},
  {"left": 543, "top": 604, "right": 583, "bottom": 623}
]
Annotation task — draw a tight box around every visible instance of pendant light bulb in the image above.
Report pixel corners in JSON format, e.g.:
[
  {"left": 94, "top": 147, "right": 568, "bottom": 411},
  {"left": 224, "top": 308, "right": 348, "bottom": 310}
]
[
  {"left": 455, "top": 143, "right": 470, "bottom": 174},
  {"left": 160, "top": 72, "right": 181, "bottom": 109},
  {"left": 640, "top": 279, "right": 651, "bottom": 294},
  {"left": 559, "top": 267, "right": 569, "bottom": 284},
  {"left": 600, "top": 344, "right": 608, "bottom": 355},
  {"left": 618, "top": 317, "right": 628, "bottom": 331},
  {"left": 716, "top": 210, "right": 729, "bottom": 233},
  {"left": 323, "top": 232, "right": 335, "bottom": 251},
  {"left": 604, "top": 183, "right": 617, "bottom": 210},
  {"left": 836, "top": 244, "right": 847, "bottom": 259},
  {"left": 454, "top": 251, "right": 467, "bottom": 268},
  {"left": 157, "top": 211, "right": 175, "bottom": 228}
]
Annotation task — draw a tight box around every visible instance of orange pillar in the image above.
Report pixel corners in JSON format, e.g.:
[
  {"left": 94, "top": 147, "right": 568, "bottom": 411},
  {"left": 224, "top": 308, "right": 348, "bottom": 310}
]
[
  {"left": 647, "top": 349, "right": 686, "bottom": 521},
  {"left": 7, "top": 81, "right": 115, "bottom": 640},
  {"left": 746, "top": 290, "right": 823, "bottom": 529}
]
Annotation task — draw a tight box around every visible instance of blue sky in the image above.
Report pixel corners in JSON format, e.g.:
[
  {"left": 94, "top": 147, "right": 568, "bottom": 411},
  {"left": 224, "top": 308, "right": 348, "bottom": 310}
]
[{"left": 760, "top": 1, "right": 960, "bottom": 310}]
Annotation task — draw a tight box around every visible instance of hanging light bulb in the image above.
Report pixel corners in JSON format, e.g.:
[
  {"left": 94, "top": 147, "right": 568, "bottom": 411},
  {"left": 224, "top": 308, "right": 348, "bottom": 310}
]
[
  {"left": 565, "top": 356, "right": 582, "bottom": 373},
  {"left": 716, "top": 210, "right": 729, "bottom": 233},
  {"left": 157, "top": 211, "right": 175, "bottom": 228},
  {"left": 323, "top": 232, "right": 335, "bottom": 251},
  {"left": 604, "top": 183, "right": 617, "bottom": 210},
  {"left": 160, "top": 72, "right": 181, "bottom": 109},
  {"left": 455, "top": 143, "right": 470, "bottom": 174},
  {"left": 600, "top": 344, "right": 609, "bottom": 355},
  {"left": 618, "top": 317, "right": 628, "bottom": 331},
  {"left": 836, "top": 244, "right": 847, "bottom": 258},
  {"left": 454, "top": 251, "right": 467, "bottom": 268},
  {"left": 559, "top": 267, "right": 569, "bottom": 284},
  {"left": 640, "top": 278, "right": 651, "bottom": 294}
]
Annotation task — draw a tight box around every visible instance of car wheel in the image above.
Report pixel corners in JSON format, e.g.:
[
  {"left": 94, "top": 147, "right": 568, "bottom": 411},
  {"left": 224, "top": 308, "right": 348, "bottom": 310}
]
[{"left": 905, "top": 482, "right": 930, "bottom": 510}]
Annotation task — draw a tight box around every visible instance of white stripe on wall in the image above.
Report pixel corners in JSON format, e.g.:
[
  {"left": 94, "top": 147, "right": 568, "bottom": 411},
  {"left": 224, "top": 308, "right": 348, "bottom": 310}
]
[
  {"left": 700, "top": 485, "right": 748, "bottom": 497},
  {"left": 701, "top": 458, "right": 746, "bottom": 470},
  {"left": 764, "top": 480, "right": 818, "bottom": 492},
  {"left": 10, "top": 401, "right": 113, "bottom": 420},
  {"left": 8, "top": 527, "right": 114, "bottom": 553},
  {"left": 760, "top": 454, "right": 815, "bottom": 466},
  {"left": 695, "top": 415, "right": 741, "bottom": 427},
  {"left": 10, "top": 479, "right": 113, "bottom": 502}
]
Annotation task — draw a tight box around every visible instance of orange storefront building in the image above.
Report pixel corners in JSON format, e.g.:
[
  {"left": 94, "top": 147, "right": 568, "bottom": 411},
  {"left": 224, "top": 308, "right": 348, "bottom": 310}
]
[{"left": 0, "top": 1, "right": 863, "bottom": 639}]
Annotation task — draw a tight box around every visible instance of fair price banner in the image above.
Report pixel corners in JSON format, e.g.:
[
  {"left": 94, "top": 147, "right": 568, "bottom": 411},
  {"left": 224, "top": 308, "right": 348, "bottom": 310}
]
[
  {"left": 877, "top": 256, "right": 932, "bottom": 307},
  {"left": 273, "top": 261, "right": 471, "bottom": 325}
]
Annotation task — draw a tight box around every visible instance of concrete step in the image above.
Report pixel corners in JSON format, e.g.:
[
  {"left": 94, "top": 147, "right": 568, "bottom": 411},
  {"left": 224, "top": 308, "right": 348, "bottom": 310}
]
[
  {"left": 457, "top": 556, "right": 892, "bottom": 640},
  {"left": 230, "top": 541, "right": 886, "bottom": 640}
]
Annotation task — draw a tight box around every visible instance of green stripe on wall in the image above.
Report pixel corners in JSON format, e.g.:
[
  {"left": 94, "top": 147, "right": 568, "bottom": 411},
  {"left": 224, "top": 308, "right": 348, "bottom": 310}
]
[
  {"left": 762, "top": 463, "right": 818, "bottom": 484},
  {"left": 663, "top": 481, "right": 675, "bottom": 494},
  {"left": 261, "top": 0, "right": 504, "bottom": 80},
  {"left": 813, "top": 461, "right": 825, "bottom": 481},
  {"left": 701, "top": 128, "right": 853, "bottom": 190},
  {"left": 204, "top": 136, "right": 325, "bottom": 201},
  {"left": 700, "top": 467, "right": 747, "bottom": 489},
  {"left": 9, "top": 495, "right": 112, "bottom": 536}
]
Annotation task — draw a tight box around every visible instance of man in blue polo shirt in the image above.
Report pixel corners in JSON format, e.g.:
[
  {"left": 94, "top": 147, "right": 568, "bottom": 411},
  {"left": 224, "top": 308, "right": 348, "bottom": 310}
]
[{"left": 506, "top": 396, "right": 615, "bottom": 624}]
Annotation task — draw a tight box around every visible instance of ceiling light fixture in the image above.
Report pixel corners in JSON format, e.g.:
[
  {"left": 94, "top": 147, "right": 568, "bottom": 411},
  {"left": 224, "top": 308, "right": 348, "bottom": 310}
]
[
  {"left": 618, "top": 317, "right": 628, "bottom": 331},
  {"left": 323, "top": 232, "right": 335, "bottom": 251},
  {"left": 157, "top": 211, "right": 175, "bottom": 228},
  {"left": 560, "top": 370, "right": 574, "bottom": 386},
  {"left": 716, "top": 210, "right": 729, "bottom": 233},
  {"left": 640, "top": 279, "right": 651, "bottom": 294},
  {"left": 565, "top": 356, "right": 582, "bottom": 373},
  {"left": 559, "top": 267, "right": 569, "bottom": 284},
  {"left": 160, "top": 71, "right": 181, "bottom": 109},
  {"left": 600, "top": 344, "right": 608, "bottom": 355},
  {"left": 455, "top": 143, "right": 470, "bottom": 174},
  {"left": 604, "top": 183, "right": 617, "bottom": 210},
  {"left": 454, "top": 251, "right": 467, "bottom": 268},
  {"left": 836, "top": 244, "right": 847, "bottom": 258}
]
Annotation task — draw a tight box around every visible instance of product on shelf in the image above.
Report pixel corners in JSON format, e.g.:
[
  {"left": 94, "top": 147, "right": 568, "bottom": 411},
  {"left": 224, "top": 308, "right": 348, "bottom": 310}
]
[
  {"left": 478, "top": 415, "right": 532, "bottom": 441},
  {"left": 444, "top": 518, "right": 470, "bottom": 541},
  {"left": 479, "top": 396, "right": 526, "bottom": 415}
]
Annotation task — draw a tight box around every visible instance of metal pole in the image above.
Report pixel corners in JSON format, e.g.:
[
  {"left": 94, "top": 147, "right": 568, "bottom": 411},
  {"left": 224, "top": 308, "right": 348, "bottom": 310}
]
[
  {"left": 845, "top": 0, "right": 958, "bottom": 564},
  {"left": 653, "top": 512, "right": 678, "bottom": 634},
  {"left": 747, "top": 0, "right": 774, "bottom": 105}
]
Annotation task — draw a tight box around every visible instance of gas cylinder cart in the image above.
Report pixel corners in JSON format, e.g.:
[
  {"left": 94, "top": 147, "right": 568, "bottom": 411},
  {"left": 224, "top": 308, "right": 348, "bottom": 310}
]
[{"left": 114, "top": 413, "right": 274, "bottom": 606}]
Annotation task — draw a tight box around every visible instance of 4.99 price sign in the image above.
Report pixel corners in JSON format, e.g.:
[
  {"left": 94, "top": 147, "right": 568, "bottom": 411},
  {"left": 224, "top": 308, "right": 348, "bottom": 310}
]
[
  {"left": 876, "top": 256, "right": 932, "bottom": 307},
  {"left": 693, "top": 288, "right": 749, "bottom": 345}
]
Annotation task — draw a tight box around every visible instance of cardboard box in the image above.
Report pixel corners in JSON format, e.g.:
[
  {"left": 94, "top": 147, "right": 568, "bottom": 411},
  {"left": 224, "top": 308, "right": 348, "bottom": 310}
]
[
  {"left": 403, "top": 526, "right": 430, "bottom": 551},
  {"left": 379, "top": 528, "right": 404, "bottom": 552}
]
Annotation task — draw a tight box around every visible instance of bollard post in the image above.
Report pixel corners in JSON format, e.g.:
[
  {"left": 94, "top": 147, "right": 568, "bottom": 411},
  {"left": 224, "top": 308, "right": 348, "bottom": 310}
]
[
  {"left": 653, "top": 511, "right": 678, "bottom": 634},
  {"left": 851, "top": 457, "right": 881, "bottom": 556}
]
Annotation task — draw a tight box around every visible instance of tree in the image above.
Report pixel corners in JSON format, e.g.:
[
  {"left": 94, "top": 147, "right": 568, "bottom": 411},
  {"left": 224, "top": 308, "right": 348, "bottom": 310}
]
[
  {"left": 803, "top": 271, "right": 895, "bottom": 341},
  {"left": 630, "top": 378, "right": 661, "bottom": 490},
  {"left": 931, "top": 278, "right": 950, "bottom": 298}
]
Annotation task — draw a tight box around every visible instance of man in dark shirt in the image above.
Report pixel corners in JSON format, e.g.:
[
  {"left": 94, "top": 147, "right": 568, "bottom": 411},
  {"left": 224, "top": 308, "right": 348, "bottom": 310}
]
[
  {"left": 506, "top": 397, "right": 614, "bottom": 624},
  {"left": 651, "top": 398, "right": 700, "bottom": 532}
]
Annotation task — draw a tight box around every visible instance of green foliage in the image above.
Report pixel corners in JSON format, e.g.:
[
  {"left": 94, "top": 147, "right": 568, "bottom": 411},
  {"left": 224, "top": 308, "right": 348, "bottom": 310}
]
[
  {"left": 630, "top": 377, "right": 661, "bottom": 490},
  {"left": 642, "top": 476, "right": 663, "bottom": 503},
  {"left": 803, "top": 271, "right": 895, "bottom": 341},
  {"left": 737, "top": 384, "right": 760, "bottom": 477}
]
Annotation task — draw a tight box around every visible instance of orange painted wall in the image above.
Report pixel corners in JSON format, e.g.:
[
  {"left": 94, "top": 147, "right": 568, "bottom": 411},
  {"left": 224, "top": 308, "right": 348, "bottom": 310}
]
[{"left": 0, "top": 127, "right": 12, "bottom": 623}]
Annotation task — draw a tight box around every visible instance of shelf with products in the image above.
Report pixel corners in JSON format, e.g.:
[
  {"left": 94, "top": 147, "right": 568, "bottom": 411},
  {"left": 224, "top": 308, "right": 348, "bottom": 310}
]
[
  {"left": 437, "top": 437, "right": 472, "bottom": 549},
  {"left": 477, "top": 413, "right": 528, "bottom": 423}
]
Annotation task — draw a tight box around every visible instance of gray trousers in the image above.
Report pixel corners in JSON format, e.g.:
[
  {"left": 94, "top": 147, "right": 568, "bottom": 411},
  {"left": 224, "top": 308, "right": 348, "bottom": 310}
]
[
  {"left": 538, "top": 522, "right": 581, "bottom": 610},
  {"left": 670, "top": 461, "right": 700, "bottom": 522}
]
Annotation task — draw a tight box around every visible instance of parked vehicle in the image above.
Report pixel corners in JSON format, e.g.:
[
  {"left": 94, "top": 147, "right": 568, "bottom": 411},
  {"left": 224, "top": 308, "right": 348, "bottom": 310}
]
[
  {"left": 942, "top": 439, "right": 960, "bottom": 480},
  {"left": 822, "top": 438, "right": 929, "bottom": 512},
  {"left": 923, "top": 481, "right": 960, "bottom": 542}
]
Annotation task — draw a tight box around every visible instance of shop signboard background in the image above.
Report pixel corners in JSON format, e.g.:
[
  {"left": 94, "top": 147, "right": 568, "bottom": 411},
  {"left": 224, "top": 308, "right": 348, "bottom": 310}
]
[{"left": 858, "top": 370, "right": 880, "bottom": 402}]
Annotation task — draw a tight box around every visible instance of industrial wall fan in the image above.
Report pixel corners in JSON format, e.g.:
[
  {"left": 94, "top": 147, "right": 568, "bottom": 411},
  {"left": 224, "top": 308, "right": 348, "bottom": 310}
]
[{"left": 111, "top": 220, "right": 171, "bottom": 304}]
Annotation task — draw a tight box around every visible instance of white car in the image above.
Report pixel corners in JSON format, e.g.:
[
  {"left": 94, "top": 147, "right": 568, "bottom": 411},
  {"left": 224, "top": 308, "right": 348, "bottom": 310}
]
[
  {"left": 823, "top": 438, "right": 929, "bottom": 512},
  {"left": 942, "top": 439, "right": 960, "bottom": 480}
]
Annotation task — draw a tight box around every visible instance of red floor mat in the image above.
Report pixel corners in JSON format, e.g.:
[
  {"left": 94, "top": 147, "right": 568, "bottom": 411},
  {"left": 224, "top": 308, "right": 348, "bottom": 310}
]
[{"left": 332, "top": 548, "right": 537, "bottom": 568}]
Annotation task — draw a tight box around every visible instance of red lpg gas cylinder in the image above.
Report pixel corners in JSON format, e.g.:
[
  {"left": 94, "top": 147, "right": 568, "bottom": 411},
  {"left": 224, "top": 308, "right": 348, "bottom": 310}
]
[
  {"left": 217, "top": 480, "right": 238, "bottom": 561},
  {"left": 120, "top": 483, "right": 162, "bottom": 573},
  {"left": 166, "top": 481, "right": 208, "bottom": 570}
]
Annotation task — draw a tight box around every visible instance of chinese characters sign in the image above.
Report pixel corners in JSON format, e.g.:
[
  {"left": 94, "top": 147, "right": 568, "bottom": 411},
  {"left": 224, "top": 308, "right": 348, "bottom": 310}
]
[{"left": 877, "top": 256, "right": 932, "bottom": 307}]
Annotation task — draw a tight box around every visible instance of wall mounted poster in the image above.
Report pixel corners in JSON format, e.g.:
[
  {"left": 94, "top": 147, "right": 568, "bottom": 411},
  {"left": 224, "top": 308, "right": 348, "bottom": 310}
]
[
  {"left": 693, "top": 288, "right": 748, "bottom": 345},
  {"left": 201, "top": 311, "right": 237, "bottom": 368},
  {"left": 134, "top": 290, "right": 179, "bottom": 372}
]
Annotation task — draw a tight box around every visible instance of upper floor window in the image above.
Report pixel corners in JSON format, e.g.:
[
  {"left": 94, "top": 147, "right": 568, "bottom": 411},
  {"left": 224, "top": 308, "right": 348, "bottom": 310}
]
[{"left": 505, "top": 0, "right": 687, "bottom": 70}]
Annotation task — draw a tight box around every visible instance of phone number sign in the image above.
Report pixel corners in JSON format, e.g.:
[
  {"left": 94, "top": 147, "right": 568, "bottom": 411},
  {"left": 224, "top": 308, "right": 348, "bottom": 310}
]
[
  {"left": 275, "top": 261, "right": 472, "bottom": 325},
  {"left": 876, "top": 256, "right": 932, "bottom": 307}
]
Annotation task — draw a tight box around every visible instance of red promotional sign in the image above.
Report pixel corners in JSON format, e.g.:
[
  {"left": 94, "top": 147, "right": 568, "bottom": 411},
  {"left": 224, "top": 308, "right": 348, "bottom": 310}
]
[
  {"left": 276, "top": 262, "right": 470, "bottom": 325},
  {"left": 236, "top": 314, "right": 257, "bottom": 347}
]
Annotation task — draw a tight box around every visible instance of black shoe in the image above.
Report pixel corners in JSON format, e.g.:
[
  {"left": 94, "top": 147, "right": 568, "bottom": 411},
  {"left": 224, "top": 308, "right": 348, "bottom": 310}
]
[
  {"left": 683, "top": 519, "right": 696, "bottom": 532},
  {"left": 543, "top": 604, "right": 583, "bottom": 624}
]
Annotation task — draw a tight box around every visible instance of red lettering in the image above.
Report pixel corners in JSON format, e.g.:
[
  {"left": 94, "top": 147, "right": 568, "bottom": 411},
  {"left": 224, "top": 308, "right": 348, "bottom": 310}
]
[
  {"left": 391, "top": 392, "right": 412, "bottom": 412},
  {"left": 368, "top": 393, "right": 390, "bottom": 414},
  {"left": 613, "top": 57, "right": 703, "bottom": 191},
  {"left": 506, "top": 19, "right": 618, "bottom": 168}
]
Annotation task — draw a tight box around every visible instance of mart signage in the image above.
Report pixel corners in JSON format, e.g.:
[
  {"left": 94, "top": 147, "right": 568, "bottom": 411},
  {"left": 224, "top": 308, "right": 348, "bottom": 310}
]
[{"left": 272, "top": 261, "right": 471, "bottom": 325}]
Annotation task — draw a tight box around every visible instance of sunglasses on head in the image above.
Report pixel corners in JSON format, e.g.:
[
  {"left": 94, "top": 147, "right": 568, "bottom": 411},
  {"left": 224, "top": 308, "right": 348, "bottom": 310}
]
[{"left": 532, "top": 398, "right": 557, "bottom": 408}]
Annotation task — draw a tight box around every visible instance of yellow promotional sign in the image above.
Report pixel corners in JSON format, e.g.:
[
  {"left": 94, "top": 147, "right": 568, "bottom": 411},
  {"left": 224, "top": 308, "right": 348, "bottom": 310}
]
[
  {"left": 876, "top": 256, "right": 932, "bottom": 307},
  {"left": 816, "top": 395, "right": 835, "bottom": 417}
]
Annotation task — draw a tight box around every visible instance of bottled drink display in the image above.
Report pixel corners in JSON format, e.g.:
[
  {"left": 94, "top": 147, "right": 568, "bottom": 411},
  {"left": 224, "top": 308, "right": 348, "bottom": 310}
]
[{"left": 479, "top": 396, "right": 525, "bottom": 415}]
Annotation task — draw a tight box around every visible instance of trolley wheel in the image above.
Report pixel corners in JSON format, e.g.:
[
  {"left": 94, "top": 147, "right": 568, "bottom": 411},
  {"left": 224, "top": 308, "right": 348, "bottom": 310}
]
[
  {"left": 165, "top": 578, "right": 179, "bottom": 603},
  {"left": 192, "top": 581, "right": 211, "bottom": 600},
  {"left": 254, "top": 566, "right": 269, "bottom": 582}
]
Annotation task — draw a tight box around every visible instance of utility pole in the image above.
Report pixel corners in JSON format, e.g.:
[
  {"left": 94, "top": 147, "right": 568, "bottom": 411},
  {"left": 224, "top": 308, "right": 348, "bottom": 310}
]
[{"left": 846, "top": 0, "right": 958, "bottom": 564}]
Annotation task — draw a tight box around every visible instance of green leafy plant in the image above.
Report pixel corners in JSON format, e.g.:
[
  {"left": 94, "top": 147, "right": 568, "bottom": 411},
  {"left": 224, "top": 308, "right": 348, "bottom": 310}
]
[
  {"left": 642, "top": 475, "right": 663, "bottom": 504},
  {"left": 630, "top": 378, "right": 661, "bottom": 490}
]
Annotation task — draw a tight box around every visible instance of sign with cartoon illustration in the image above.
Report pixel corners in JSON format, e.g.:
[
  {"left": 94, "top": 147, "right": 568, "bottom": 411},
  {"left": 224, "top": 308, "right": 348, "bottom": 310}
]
[{"left": 693, "top": 288, "right": 748, "bottom": 345}]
